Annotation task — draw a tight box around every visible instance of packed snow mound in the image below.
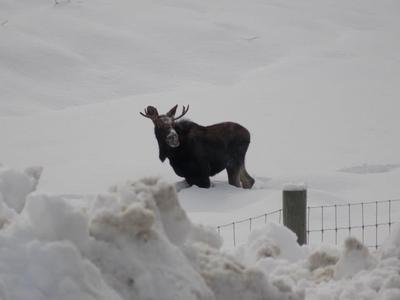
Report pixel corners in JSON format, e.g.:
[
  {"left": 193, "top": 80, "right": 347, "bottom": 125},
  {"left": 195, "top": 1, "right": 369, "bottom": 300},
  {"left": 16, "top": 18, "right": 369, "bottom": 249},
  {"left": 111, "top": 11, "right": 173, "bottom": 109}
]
[
  {"left": 235, "top": 223, "right": 308, "bottom": 265},
  {"left": 0, "top": 168, "right": 289, "bottom": 300},
  {"left": 184, "top": 242, "right": 286, "bottom": 300},
  {"left": 381, "top": 224, "right": 400, "bottom": 259},
  {"left": 334, "top": 237, "right": 377, "bottom": 279},
  {"left": 0, "top": 239, "right": 122, "bottom": 300},
  {"left": 0, "top": 165, "right": 42, "bottom": 213},
  {"left": 238, "top": 230, "right": 400, "bottom": 300},
  {"left": 1, "top": 166, "right": 400, "bottom": 300}
]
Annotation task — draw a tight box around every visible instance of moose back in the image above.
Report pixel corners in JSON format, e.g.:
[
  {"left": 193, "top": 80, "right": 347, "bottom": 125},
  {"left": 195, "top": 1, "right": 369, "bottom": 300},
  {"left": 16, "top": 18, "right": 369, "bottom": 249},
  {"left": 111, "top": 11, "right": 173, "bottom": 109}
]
[{"left": 140, "top": 105, "right": 255, "bottom": 189}]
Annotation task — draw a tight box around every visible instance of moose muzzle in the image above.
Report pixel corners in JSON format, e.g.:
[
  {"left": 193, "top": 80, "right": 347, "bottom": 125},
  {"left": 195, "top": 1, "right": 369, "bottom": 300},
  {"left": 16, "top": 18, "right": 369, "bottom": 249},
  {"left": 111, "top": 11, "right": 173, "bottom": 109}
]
[{"left": 166, "top": 130, "right": 180, "bottom": 148}]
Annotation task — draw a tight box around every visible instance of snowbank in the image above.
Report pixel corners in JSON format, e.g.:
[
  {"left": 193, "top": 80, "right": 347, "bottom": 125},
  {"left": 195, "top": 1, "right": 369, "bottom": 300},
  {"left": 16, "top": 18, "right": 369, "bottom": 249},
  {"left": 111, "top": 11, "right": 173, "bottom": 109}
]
[
  {"left": 0, "top": 167, "right": 276, "bottom": 300},
  {"left": 1, "top": 166, "right": 400, "bottom": 300},
  {"left": 0, "top": 165, "right": 42, "bottom": 213},
  {"left": 381, "top": 224, "right": 400, "bottom": 259},
  {"left": 236, "top": 226, "right": 400, "bottom": 300}
]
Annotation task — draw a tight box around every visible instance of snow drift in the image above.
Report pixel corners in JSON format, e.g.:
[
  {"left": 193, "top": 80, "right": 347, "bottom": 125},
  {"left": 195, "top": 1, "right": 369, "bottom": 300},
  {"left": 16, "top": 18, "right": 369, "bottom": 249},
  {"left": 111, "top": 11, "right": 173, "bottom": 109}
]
[{"left": 1, "top": 166, "right": 400, "bottom": 300}]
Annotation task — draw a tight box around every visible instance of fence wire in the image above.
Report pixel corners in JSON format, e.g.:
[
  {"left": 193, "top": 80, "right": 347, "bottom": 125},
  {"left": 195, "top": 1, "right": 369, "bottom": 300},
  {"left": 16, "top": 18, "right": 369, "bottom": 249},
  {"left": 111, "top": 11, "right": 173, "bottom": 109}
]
[
  {"left": 217, "top": 209, "right": 282, "bottom": 247},
  {"left": 216, "top": 199, "right": 400, "bottom": 249}
]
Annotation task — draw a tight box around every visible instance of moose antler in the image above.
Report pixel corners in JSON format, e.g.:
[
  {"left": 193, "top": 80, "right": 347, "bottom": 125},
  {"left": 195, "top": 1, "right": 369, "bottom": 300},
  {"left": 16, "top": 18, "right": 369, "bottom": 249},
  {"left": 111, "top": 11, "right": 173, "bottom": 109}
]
[
  {"left": 140, "top": 106, "right": 159, "bottom": 121},
  {"left": 173, "top": 105, "right": 190, "bottom": 121}
]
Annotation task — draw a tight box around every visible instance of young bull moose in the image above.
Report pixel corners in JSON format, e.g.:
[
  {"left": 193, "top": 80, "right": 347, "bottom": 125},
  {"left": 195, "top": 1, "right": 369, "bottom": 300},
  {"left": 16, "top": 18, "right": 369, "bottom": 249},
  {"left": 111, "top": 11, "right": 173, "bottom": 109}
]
[{"left": 140, "top": 105, "right": 255, "bottom": 189}]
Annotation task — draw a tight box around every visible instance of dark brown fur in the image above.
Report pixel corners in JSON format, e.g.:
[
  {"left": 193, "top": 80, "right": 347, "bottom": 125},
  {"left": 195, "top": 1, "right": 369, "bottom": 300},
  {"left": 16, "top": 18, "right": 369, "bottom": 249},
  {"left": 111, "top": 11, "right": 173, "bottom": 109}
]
[{"left": 141, "top": 105, "right": 255, "bottom": 189}]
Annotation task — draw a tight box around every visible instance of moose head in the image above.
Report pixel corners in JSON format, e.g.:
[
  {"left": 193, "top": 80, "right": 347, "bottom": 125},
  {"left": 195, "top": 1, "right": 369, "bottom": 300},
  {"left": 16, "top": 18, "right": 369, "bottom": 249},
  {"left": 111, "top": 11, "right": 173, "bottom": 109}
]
[{"left": 140, "top": 105, "right": 189, "bottom": 148}]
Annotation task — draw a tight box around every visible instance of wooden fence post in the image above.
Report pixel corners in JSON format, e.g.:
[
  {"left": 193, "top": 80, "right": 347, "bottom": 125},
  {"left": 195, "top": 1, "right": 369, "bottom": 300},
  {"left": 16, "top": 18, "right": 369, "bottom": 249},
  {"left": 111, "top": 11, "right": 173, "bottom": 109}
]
[{"left": 283, "top": 185, "right": 307, "bottom": 245}]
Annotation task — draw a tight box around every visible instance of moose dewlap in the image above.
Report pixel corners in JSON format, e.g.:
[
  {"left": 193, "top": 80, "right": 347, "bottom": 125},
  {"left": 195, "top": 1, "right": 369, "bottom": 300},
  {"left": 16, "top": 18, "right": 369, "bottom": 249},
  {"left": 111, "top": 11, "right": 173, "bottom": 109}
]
[{"left": 140, "top": 105, "right": 255, "bottom": 189}]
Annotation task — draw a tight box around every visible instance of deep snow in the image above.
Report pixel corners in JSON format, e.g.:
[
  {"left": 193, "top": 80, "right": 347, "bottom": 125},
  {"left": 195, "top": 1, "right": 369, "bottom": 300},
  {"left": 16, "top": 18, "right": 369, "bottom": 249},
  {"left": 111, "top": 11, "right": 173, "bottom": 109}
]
[
  {"left": 1, "top": 0, "right": 399, "bottom": 220},
  {"left": 1, "top": 167, "right": 400, "bottom": 300},
  {"left": 1, "top": 0, "right": 400, "bottom": 298}
]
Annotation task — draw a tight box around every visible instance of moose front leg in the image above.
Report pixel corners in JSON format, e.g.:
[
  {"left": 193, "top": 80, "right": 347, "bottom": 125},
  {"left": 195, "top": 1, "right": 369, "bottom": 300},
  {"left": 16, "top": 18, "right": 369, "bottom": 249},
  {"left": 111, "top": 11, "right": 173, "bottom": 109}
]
[
  {"left": 195, "top": 176, "right": 211, "bottom": 188},
  {"left": 186, "top": 176, "right": 211, "bottom": 188},
  {"left": 184, "top": 159, "right": 211, "bottom": 188}
]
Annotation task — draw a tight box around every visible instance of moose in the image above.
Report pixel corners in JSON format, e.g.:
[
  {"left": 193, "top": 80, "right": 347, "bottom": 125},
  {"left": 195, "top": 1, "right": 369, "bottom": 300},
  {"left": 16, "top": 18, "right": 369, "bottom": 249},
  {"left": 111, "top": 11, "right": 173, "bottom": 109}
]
[{"left": 140, "top": 105, "right": 255, "bottom": 189}]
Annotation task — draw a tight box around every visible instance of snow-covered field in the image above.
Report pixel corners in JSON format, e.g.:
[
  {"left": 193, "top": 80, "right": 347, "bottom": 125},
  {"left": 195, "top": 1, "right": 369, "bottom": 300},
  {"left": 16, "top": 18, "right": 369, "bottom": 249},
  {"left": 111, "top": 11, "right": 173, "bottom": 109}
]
[{"left": 1, "top": 0, "right": 400, "bottom": 299}]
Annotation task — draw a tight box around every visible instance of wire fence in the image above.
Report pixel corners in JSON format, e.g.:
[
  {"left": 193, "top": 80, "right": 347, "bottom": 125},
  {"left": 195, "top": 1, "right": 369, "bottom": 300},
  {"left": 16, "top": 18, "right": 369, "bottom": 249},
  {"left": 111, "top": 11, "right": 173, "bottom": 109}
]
[
  {"left": 217, "top": 209, "right": 282, "bottom": 247},
  {"left": 216, "top": 199, "right": 400, "bottom": 249}
]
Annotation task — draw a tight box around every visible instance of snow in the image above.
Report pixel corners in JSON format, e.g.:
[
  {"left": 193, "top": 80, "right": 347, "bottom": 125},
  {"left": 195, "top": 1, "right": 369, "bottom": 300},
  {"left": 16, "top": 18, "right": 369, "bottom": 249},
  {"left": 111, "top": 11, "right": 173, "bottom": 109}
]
[
  {"left": 0, "top": 165, "right": 42, "bottom": 213},
  {"left": 333, "top": 237, "right": 377, "bottom": 279},
  {"left": 0, "top": 173, "right": 121, "bottom": 300},
  {"left": 1, "top": 168, "right": 400, "bottom": 300},
  {"left": 1, "top": 170, "right": 214, "bottom": 300},
  {"left": 381, "top": 224, "right": 400, "bottom": 259},
  {"left": 283, "top": 184, "right": 307, "bottom": 192},
  {"left": 237, "top": 226, "right": 400, "bottom": 300},
  {"left": 339, "top": 164, "right": 400, "bottom": 175},
  {"left": 1, "top": 0, "right": 400, "bottom": 298},
  {"left": 235, "top": 223, "right": 308, "bottom": 265}
]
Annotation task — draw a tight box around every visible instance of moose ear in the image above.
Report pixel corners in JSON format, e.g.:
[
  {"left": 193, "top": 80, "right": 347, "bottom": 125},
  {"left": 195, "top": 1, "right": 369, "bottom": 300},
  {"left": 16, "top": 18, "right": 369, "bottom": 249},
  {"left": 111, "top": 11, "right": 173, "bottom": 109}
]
[{"left": 166, "top": 105, "right": 178, "bottom": 117}]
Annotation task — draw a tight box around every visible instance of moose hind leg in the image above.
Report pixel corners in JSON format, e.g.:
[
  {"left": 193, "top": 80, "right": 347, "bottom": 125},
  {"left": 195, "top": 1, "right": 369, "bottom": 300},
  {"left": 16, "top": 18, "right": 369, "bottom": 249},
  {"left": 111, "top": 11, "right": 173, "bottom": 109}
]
[
  {"left": 227, "top": 166, "right": 241, "bottom": 188},
  {"left": 230, "top": 141, "right": 254, "bottom": 189},
  {"left": 240, "top": 166, "right": 255, "bottom": 189}
]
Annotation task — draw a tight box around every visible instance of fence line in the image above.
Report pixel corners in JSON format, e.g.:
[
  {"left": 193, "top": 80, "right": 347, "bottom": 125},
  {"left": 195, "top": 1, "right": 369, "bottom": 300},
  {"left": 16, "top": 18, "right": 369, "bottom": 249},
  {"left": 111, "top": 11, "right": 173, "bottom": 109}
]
[
  {"left": 216, "top": 199, "right": 400, "bottom": 249},
  {"left": 217, "top": 209, "right": 282, "bottom": 247}
]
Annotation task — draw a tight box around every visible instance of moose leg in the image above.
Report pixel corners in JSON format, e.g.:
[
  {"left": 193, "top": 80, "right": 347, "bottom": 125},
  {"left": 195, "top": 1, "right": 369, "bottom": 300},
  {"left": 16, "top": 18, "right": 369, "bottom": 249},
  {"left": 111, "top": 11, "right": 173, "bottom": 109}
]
[
  {"left": 240, "top": 165, "right": 255, "bottom": 189},
  {"left": 186, "top": 176, "right": 210, "bottom": 188},
  {"left": 227, "top": 166, "right": 241, "bottom": 188},
  {"left": 233, "top": 140, "right": 255, "bottom": 189},
  {"left": 195, "top": 176, "right": 211, "bottom": 188}
]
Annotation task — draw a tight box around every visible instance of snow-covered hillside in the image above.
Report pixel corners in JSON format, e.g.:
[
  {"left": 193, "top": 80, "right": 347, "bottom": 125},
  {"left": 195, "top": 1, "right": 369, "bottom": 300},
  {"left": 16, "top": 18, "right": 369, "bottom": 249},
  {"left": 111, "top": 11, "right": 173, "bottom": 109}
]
[
  {"left": 2, "top": 0, "right": 399, "bottom": 242},
  {"left": 1, "top": 0, "right": 400, "bottom": 298}
]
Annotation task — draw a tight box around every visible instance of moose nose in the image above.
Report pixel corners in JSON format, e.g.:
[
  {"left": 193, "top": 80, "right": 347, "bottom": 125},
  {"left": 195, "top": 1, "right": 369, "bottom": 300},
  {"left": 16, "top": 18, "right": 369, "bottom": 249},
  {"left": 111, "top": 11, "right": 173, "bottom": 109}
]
[{"left": 166, "top": 131, "right": 180, "bottom": 148}]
